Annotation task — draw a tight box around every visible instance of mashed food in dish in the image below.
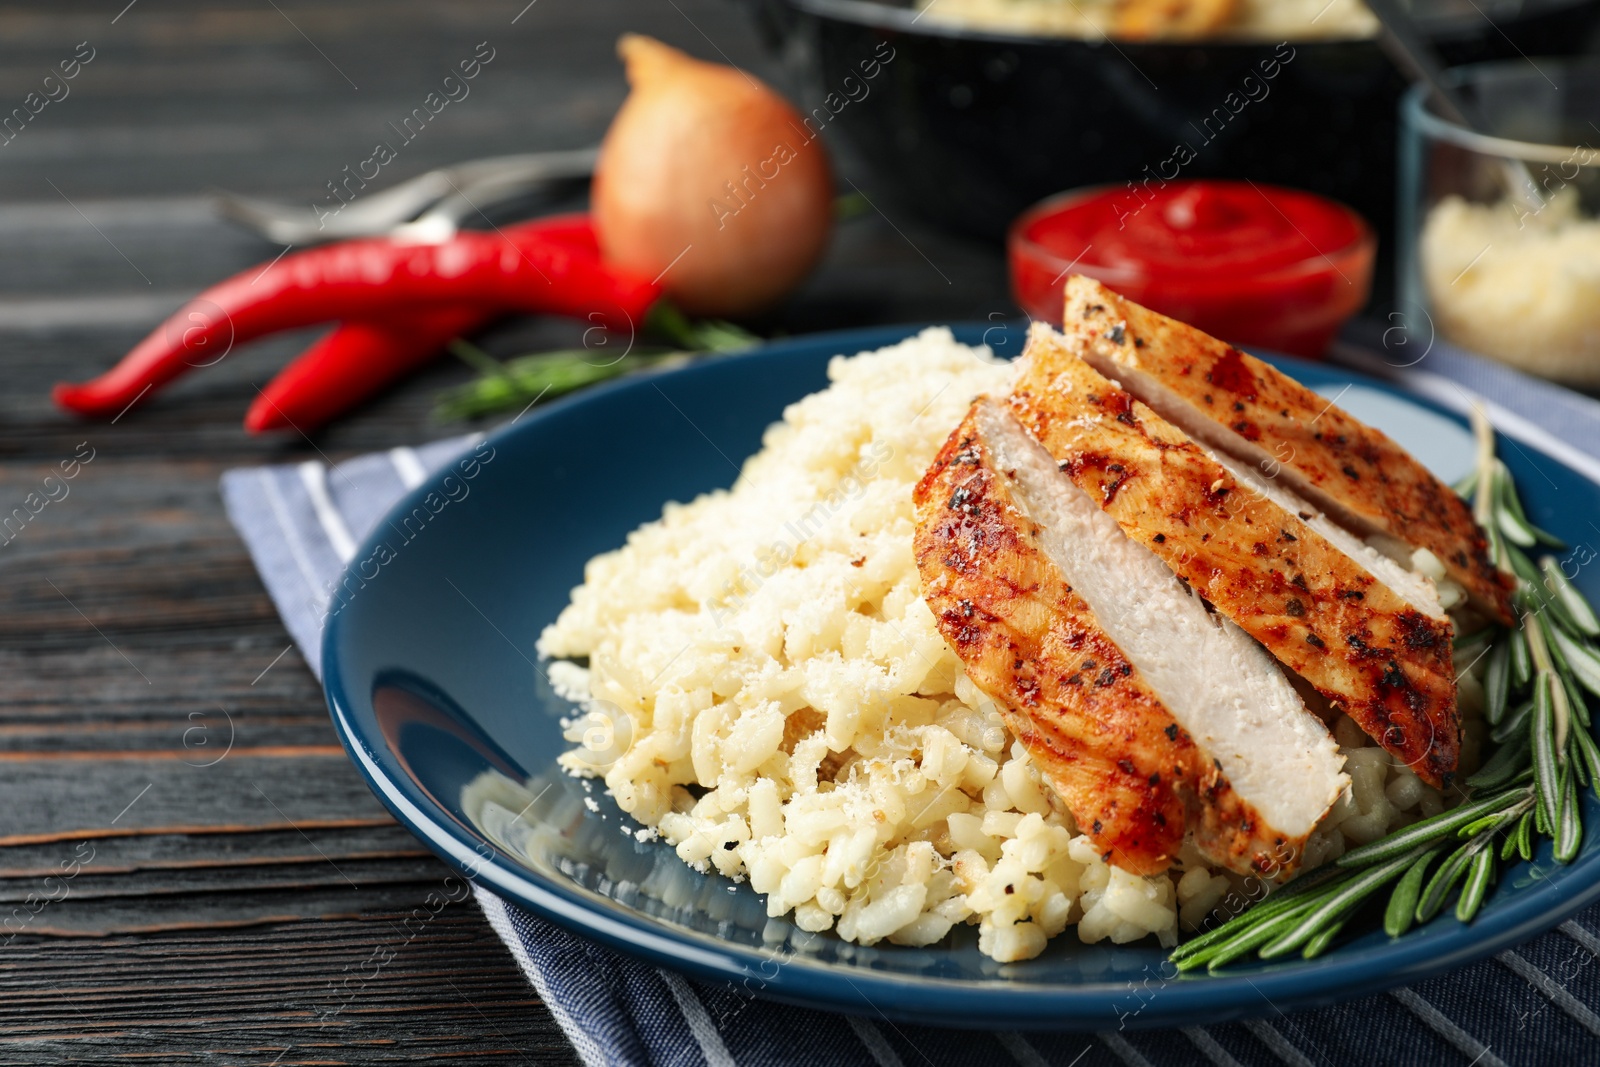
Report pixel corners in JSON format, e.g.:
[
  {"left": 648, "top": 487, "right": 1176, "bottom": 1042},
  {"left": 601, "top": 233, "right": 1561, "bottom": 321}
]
[
  {"left": 540, "top": 328, "right": 1476, "bottom": 962},
  {"left": 1421, "top": 192, "right": 1600, "bottom": 386},
  {"left": 914, "top": 0, "right": 1378, "bottom": 41}
]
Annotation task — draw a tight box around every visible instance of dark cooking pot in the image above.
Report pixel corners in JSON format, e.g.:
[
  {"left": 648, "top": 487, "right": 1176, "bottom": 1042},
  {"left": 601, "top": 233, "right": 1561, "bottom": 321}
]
[{"left": 745, "top": 0, "right": 1600, "bottom": 302}]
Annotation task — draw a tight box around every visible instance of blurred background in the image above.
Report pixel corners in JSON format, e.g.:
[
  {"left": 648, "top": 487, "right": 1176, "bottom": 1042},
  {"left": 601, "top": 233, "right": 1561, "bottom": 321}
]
[
  {"left": 9, "top": 0, "right": 1600, "bottom": 452},
  {"left": 0, "top": 0, "right": 1018, "bottom": 461}
]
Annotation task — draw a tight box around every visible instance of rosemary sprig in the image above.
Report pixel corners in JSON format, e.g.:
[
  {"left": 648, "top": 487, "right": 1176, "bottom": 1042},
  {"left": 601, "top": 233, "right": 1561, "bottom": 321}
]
[
  {"left": 432, "top": 301, "right": 758, "bottom": 421},
  {"left": 1172, "top": 410, "right": 1600, "bottom": 970}
]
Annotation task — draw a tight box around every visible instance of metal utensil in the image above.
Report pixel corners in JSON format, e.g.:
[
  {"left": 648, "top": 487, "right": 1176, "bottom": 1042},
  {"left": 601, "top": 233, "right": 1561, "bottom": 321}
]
[
  {"left": 214, "top": 147, "right": 599, "bottom": 245},
  {"left": 1363, "top": 0, "right": 1543, "bottom": 212}
]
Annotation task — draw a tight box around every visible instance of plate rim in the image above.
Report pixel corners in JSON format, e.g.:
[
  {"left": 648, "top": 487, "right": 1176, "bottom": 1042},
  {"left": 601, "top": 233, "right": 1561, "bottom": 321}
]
[{"left": 321, "top": 320, "right": 1600, "bottom": 1030}]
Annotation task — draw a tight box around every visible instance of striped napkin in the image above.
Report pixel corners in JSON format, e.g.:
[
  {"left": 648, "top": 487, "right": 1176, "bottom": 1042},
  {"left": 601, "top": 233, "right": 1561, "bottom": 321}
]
[{"left": 222, "top": 328, "right": 1600, "bottom": 1067}]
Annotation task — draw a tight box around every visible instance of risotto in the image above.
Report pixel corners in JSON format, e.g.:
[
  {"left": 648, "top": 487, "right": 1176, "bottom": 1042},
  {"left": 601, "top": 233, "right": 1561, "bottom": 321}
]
[{"left": 539, "top": 329, "right": 1478, "bottom": 962}]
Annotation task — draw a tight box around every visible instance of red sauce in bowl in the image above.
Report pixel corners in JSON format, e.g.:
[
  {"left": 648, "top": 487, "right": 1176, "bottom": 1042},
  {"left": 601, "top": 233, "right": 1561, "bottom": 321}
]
[{"left": 1009, "top": 181, "right": 1375, "bottom": 357}]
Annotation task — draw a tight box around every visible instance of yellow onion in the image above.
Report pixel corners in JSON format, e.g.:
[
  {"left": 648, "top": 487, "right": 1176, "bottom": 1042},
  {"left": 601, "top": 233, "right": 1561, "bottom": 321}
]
[{"left": 593, "top": 34, "right": 833, "bottom": 318}]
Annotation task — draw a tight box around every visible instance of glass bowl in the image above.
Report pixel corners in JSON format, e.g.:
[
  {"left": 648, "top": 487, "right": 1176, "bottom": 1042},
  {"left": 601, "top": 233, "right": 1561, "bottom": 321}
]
[{"left": 1399, "top": 58, "right": 1600, "bottom": 386}]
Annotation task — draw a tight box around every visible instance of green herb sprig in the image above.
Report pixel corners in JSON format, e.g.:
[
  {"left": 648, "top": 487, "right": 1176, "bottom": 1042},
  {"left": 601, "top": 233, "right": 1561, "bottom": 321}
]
[
  {"left": 433, "top": 302, "right": 758, "bottom": 421},
  {"left": 1173, "top": 410, "right": 1600, "bottom": 972}
]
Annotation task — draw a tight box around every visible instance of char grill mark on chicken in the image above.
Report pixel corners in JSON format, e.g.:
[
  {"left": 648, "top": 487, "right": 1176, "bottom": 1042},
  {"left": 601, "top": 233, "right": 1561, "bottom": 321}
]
[
  {"left": 1060, "top": 275, "right": 1513, "bottom": 624},
  {"left": 1010, "top": 324, "right": 1461, "bottom": 788},
  {"left": 914, "top": 397, "right": 1346, "bottom": 876}
]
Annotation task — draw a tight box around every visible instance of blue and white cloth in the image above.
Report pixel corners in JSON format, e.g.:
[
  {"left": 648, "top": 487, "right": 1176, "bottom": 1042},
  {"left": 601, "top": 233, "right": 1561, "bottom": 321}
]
[{"left": 223, "top": 329, "right": 1600, "bottom": 1067}]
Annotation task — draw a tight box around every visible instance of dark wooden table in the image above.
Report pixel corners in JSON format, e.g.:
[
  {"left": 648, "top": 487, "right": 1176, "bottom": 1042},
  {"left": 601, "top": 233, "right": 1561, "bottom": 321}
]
[{"left": 0, "top": 2, "right": 1008, "bottom": 1062}]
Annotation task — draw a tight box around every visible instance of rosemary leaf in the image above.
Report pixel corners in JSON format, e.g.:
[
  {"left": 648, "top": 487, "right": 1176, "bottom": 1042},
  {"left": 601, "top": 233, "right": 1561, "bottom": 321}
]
[
  {"left": 1494, "top": 470, "right": 1536, "bottom": 548},
  {"left": 1452, "top": 470, "right": 1479, "bottom": 499},
  {"left": 1518, "top": 808, "right": 1536, "bottom": 861},
  {"left": 1557, "top": 761, "right": 1584, "bottom": 863},
  {"left": 1535, "top": 528, "right": 1569, "bottom": 549},
  {"left": 1496, "top": 768, "right": 1534, "bottom": 791},
  {"left": 1197, "top": 906, "right": 1321, "bottom": 972},
  {"left": 446, "top": 338, "right": 509, "bottom": 377},
  {"left": 1533, "top": 672, "right": 1563, "bottom": 830},
  {"left": 1544, "top": 556, "right": 1600, "bottom": 637},
  {"left": 1496, "top": 461, "right": 1566, "bottom": 548},
  {"left": 1540, "top": 609, "right": 1571, "bottom": 677},
  {"left": 435, "top": 305, "right": 758, "bottom": 422},
  {"left": 1538, "top": 590, "right": 1583, "bottom": 638},
  {"left": 1465, "top": 735, "right": 1529, "bottom": 793},
  {"left": 1455, "top": 846, "right": 1497, "bottom": 923},
  {"left": 1536, "top": 527, "right": 1569, "bottom": 549},
  {"left": 1508, "top": 546, "right": 1547, "bottom": 602},
  {"left": 1531, "top": 569, "right": 1585, "bottom": 638},
  {"left": 1510, "top": 620, "right": 1533, "bottom": 687},
  {"left": 1546, "top": 618, "right": 1593, "bottom": 736},
  {"left": 1493, "top": 461, "right": 1523, "bottom": 520},
  {"left": 1575, "top": 721, "right": 1600, "bottom": 800},
  {"left": 1526, "top": 618, "right": 1572, "bottom": 751},
  {"left": 1385, "top": 848, "right": 1441, "bottom": 937},
  {"left": 1500, "top": 822, "right": 1521, "bottom": 862},
  {"left": 1553, "top": 667, "right": 1574, "bottom": 756},
  {"left": 644, "top": 302, "right": 759, "bottom": 353},
  {"left": 1337, "top": 789, "right": 1529, "bottom": 868},
  {"left": 1302, "top": 917, "right": 1349, "bottom": 959},
  {"left": 1562, "top": 667, "right": 1592, "bottom": 731},
  {"left": 1458, "top": 809, "right": 1518, "bottom": 839},
  {"left": 1487, "top": 522, "right": 1509, "bottom": 576},
  {"left": 433, "top": 346, "right": 678, "bottom": 420},
  {"left": 1416, "top": 840, "right": 1481, "bottom": 923},
  {"left": 1489, "top": 700, "right": 1534, "bottom": 745},
  {"left": 1497, "top": 505, "right": 1539, "bottom": 548},
  {"left": 1549, "top": 625, "right": 1600, "bottom": 701},
  {"left": 1260, "top": 851, "right": 1419, "bottom": 958},
  {"left": 1169, "top": 865, "right": 1345, "bottom": 961},
  {"left": 1484, "top": 638, "right": 1512, "bottom": 726}
]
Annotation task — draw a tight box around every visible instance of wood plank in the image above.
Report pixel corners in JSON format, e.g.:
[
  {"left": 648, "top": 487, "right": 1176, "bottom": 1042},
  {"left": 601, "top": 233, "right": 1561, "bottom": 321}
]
[
  {"left": 0, "top": 713, "right": 333, "bottom": 755},
  {"left": 0, "top": 752, "right": 394, "bottom": 836},
  {"left": 0, "top": 855, "right": 446, "bottom": 903},
  {"left": 0, "top": 917, "right": 574, "bottom": 1064},
  {"left": 2, "top": 888, "right": 461, "bottom": 940},
  {"left": 0, "top": 822, "right": 422, "bottom": 874}
]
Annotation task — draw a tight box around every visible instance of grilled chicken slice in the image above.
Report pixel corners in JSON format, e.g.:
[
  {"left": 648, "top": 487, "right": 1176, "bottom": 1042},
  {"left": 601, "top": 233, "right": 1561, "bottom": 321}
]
[
  {"left": 914, "top": 397, "right": 1345, "bottom": 877},
  {"left": 1011, "top": 324, "right": 1462, "bottom": 787},
  {"left": 1059, "top": 275, "right": 1514, "bottom": 624},
  {"left": 1211, "top": 449, "right": 1446, "bottom": 621}
]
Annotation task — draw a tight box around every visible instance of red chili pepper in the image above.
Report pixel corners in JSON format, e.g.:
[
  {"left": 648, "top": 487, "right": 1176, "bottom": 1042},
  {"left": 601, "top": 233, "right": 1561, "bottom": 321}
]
[
  {"left": 54, "top": 215, "right": 657, "bottom": 420},
  {"left": 515, "top": 212, "right": 602, "bottom": 256},
  {"left": 244, "top": 306, "right": 493, "bottom": 433},
  {"left": 241, "top": 215, "right": 610, "bottom": 433}
]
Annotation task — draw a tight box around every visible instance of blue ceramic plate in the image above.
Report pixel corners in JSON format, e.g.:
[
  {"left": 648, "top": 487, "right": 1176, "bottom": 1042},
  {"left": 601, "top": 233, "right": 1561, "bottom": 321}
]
[{"left": 322, "top": 323, "right": 1600, "bottom": 1030}]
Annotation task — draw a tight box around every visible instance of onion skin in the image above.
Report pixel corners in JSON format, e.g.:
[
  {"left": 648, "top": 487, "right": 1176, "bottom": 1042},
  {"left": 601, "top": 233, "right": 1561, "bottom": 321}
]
[{"left": 593, "top": 35, "right": 833, "bottom": 318}]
